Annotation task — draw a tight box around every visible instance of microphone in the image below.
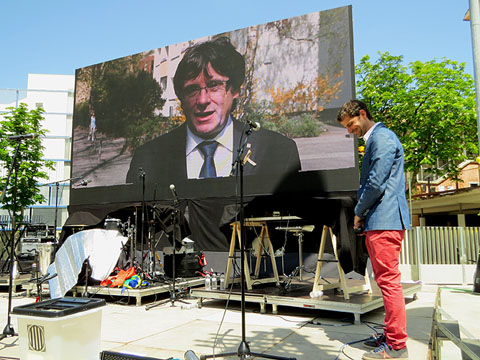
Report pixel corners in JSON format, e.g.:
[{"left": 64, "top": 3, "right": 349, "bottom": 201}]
[
  {"left": 7, "top": 133, "right": 38, "bottom": 140},
  {"left": 138, "top": 167, "right": 146, "bottom": 179},
  {"left": 247, "top": 120, "right": 261, "bottom": 131},
  {"left": 169, "top": 184, "right": 179, "bottom": 205}
]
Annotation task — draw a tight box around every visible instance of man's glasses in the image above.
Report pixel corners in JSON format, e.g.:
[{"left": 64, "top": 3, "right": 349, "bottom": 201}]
[{"left": 183, "top": 80, "right": 229, "bottom": 100}]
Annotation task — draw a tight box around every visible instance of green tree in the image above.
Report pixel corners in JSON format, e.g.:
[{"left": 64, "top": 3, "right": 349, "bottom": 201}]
[
  {"left": 0, "top": 103, "right": 53, "bottom": 221},
  {"left": 356, "top": 52, "right": 477, "bottom": 183}
]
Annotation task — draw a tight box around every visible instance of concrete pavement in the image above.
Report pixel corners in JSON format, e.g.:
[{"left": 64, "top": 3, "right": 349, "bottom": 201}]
[{"left": 0, "top": 284, "right": 439, "bottom": 360}]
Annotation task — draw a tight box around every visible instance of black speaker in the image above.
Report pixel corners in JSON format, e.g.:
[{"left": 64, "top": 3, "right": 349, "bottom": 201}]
[{"left": 99, "top": 351, "right": 166, "bottom": 360}]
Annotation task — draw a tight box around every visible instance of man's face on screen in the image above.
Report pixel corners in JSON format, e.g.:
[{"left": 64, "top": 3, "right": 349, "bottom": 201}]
[{"left": 181, "top": 63, "right": 239, "bottom": 139}]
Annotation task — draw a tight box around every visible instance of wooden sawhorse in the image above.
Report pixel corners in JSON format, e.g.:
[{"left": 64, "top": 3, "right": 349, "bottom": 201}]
[
  {"left": 312, "top": 225, "right": 371, "bottom": 300},
  {"left": 225, "top": 219, "right": 280, "bottom": 290}
]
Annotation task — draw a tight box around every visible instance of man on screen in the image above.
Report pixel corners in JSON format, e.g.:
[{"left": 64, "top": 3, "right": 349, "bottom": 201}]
[{"left": 126, "top": 37, "right": 301, "bottom": 184}]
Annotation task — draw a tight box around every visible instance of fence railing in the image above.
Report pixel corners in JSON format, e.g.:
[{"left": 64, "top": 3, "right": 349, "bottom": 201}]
[
  {"left": 401, "top": 227, "right": 480, "bottom": 265},
  {"left": 400, "top": 226, "right": 480, "bottom": 284}
]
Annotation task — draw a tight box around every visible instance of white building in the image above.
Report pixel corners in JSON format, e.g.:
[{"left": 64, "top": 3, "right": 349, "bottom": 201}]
[{"left": 0, "top": 74, "right": 74, "bottom": 234}]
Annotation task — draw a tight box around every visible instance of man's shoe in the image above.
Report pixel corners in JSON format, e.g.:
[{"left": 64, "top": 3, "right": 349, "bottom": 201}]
[
  {"left": 362, "top": 342, "right": 408, "bottom": 360},
  {"left": 364, "top": 333, "right": 386, "bottom": 349}
]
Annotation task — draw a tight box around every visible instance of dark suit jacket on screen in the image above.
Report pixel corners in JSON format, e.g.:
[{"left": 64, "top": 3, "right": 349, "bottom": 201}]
[{"left": 126, "top": 119, "right": 301, "bottom": 185}]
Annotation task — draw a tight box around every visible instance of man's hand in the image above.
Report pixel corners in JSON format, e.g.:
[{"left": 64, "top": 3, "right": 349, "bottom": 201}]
[{"left": 354, "top": 215, "right": 364, "bottom": 234}]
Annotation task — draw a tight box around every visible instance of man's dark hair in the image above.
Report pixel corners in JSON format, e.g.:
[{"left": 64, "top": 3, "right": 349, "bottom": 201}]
[
  {"left": 173, "top": 36, "right": 246, "bottom": 100},
  {"left": 336, "top": 99, "right": 373, "bottom": 122}
]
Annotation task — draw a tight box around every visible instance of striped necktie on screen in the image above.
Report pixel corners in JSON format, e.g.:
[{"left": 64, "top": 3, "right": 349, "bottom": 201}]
[{"left": 198, "top": 140, "right": 219, "bottom": 178}]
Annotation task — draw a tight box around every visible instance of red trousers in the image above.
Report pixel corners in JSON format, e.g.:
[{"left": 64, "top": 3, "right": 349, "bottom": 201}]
[{"left": 366, "top": 230, "right": 408, "bottom": 350}]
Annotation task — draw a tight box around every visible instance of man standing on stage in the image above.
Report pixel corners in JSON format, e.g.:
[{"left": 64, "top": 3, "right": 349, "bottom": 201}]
[{"left": 337, "top": 100, "right": 410, "bottom": 360}]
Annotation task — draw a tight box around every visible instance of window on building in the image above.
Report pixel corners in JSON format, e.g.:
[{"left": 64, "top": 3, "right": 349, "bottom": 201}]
[{"left": 160, "top": 76, "right": 167, "bottom": 91}]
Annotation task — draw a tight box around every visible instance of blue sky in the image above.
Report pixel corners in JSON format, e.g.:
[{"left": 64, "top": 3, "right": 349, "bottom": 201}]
[{"left": 0, "top": 0, "right": 474, "bottom": 90}]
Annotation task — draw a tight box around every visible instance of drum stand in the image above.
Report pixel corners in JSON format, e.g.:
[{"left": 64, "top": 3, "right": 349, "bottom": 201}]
[{"left": 275, "top": 225, "right": 315, "bottom": 281}]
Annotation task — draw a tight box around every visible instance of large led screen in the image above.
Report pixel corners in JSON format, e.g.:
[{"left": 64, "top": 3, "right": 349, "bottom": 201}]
[{"left": 71, "top": 6, "right": 357, "bottom": 206}]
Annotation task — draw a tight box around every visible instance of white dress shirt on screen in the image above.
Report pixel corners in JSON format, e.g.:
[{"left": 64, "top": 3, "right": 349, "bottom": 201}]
[{"left": 185, "top": 117, "right": 234, "bottom": 178}]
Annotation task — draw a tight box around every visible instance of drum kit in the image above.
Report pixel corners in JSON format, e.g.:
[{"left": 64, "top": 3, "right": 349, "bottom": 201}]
[
  {"left": 99, "top": 204, "right": 192, "bottom": 283},
  {"left": 101, "top": 212, "right": 166, "bottom": 277}
]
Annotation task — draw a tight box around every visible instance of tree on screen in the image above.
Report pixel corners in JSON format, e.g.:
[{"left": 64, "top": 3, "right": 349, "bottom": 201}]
[
  {"left": 356, "top": 52, "right": 477, "bottom": 187},
  {"left": 75, "top": 53, "right": 168, "bottom": 149}
]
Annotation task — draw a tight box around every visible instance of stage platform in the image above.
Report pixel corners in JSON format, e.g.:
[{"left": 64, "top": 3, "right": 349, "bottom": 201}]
[
  {"left": 0, "top": 273, "right": 33, "bottom": 293},
  {"left": 70, "top": 276, "right": 205, "bottom": 306},
  {"left": 191, "top": 277, "right": 422, "bottom": 324}
]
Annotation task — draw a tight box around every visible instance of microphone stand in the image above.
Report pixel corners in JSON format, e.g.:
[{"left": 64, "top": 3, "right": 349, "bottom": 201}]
[
  {"left": 170, "top": 198, "right": 179, "bottom": 305},
  {"left": 54, "top": 181, "right": 59, "bottom": 241},
  {"left": 0, "top": 140, "right": 22, "bottom": 340},
  {"left": 201, "top": 123, "right": 296, "bottom": 360},
  {"left": 54, "top": 179, "right": 80, "bottom": 241},
  {"left": 42, "top": 176, "right": 84, "bottom": 241}
]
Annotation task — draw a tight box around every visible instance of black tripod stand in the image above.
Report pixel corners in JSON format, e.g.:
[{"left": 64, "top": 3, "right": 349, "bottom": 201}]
[
  {"left": 200, "top": 122, "right": 296, "bottom": 360},
  {"left": 0, "top": 139, "right": 23, "bottom": 340},
  {"left": 146, "top": 184, "right": 187, "bottom": 310}
]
